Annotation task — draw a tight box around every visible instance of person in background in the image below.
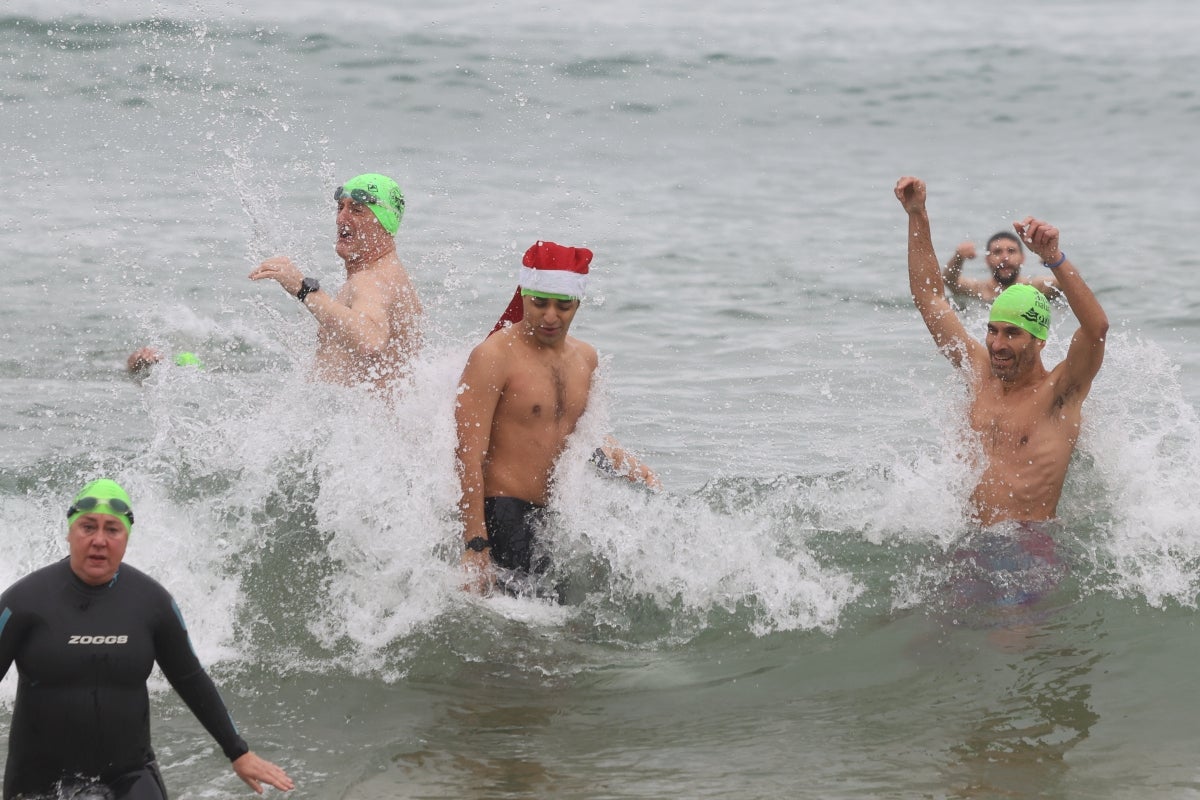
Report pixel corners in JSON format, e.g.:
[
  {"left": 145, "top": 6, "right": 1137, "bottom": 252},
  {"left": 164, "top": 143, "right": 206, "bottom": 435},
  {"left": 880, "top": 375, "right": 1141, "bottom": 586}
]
[
  {"left": 0, "top": 479, "right": 295, "bottom": 799},
  {"left": 941, "top": 230, "right": 1061, "bottom": 303},
  {"left": 126, "top": 347, "right": 204, "bottom": 376},
  {"left": 249, "top": 173, "right": 422, "bottom": 390}
]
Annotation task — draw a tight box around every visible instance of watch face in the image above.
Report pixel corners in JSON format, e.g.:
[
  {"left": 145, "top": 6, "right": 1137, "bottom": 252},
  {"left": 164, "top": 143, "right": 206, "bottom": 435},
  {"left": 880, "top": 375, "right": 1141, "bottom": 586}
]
[{"left": 298, "top": 278, "right": 319, "bottom": 300}]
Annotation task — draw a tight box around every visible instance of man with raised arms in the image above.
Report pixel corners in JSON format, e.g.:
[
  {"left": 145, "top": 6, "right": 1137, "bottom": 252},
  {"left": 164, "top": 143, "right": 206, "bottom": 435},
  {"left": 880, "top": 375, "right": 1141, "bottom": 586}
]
[
  {"left": 249, "top": 173, "right": 422, "bottom": 390},
  {"left": 895, "top": 176, "right": 1108, "bottom": 527},
  {"left": 455, "top": 241, "right": 658, "bottom": 594},
  {"left": 941, "top": 230, "right": 1062, "bottom": 303}
]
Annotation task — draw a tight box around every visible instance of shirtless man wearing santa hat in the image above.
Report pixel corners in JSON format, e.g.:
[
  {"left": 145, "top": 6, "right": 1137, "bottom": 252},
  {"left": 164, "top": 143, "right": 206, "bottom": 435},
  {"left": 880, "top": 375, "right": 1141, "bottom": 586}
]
[{"left": 454, "top": 241, "right": 659, "bottom": 595}]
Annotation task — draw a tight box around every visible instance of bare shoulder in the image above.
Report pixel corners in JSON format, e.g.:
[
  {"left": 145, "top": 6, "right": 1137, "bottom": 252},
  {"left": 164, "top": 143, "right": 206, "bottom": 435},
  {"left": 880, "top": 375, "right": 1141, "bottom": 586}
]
[
  {"left": 566, "top": 336, "right": 599, "bottom": 370},
  {"left": 465, "top": 328, "right": 519, "bottom": 372},
  {"left": 340, "top": 269, "right": 379, "bottom": 305},
  {"left": 350, "top": 263, "right": 396, "bottom": 292},
  {"left": 948, "top": 275, "right": 992, "bottom": 300},
  {"left": 350, "top": 256, "right": 411, "bottom": 292}
]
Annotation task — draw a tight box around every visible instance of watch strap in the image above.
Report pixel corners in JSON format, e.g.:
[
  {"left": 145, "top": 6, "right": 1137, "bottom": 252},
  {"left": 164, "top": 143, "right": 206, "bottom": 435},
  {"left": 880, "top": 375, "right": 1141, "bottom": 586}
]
[{"left": 297, "top": 277, "right": 319, "bottom": 302}]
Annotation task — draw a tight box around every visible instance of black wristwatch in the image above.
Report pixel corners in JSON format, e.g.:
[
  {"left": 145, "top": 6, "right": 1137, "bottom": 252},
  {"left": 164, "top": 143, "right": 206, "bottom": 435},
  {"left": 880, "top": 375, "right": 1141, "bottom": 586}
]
[
  {"left": 296, "top": 277, "right": 320, "bottom": 302},
  {"left": 465, "top": 536, "right": 491, "bottom": 552}
]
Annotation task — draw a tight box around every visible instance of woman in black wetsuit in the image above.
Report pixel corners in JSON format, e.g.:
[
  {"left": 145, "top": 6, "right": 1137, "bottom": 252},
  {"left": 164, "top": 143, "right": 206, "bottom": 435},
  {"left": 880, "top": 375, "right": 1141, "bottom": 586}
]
[{"left": 0, "top": 479, "right": 294, "bottom": 799}]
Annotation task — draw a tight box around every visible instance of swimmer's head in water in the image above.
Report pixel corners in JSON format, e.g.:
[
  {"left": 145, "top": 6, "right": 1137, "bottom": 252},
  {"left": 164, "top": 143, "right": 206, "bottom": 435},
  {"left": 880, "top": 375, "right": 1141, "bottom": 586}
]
[
  {"left": 173, "top": 351, "right": 203, "bottom": 368},
  {"left": 989, "top": 284, "right": 1050, "bottom": 340},
  {"left": 67, "top": 478, "right": 134, "bottom": 533},
  {"left": 986, "top": 230, "right": 1025, "bottom": 255},
  {"left": 985, "top": 231, "right": 1026, "bottom": 288},
  {"left": 335, "top": 173, "right": 405, "bottom": 235}
]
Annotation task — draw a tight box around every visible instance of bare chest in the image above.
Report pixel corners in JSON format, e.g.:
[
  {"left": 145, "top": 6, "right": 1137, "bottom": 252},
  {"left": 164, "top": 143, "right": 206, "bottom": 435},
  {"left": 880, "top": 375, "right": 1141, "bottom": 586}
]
[
  {"left": 498, "top": 359, "right": 592, "bottom": 427},
  {"left": 967, "top": 380, "right": 1078, "bottom": 457},
  {"left": 970, "top": 397, "right": 1039, "bottom": 453}
]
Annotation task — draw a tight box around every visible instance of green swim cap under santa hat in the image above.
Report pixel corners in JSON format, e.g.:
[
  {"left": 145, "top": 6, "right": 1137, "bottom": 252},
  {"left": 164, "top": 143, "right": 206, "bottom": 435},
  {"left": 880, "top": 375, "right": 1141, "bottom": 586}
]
[
  {"left": 334, "top": 173, "right": 405, "bottom": 235},
  {"left": 489, "top": 241, "right": 593, "bottom": 335},
  {"left": 989, "top": 284, "right": 1051, "bottom": 341}
]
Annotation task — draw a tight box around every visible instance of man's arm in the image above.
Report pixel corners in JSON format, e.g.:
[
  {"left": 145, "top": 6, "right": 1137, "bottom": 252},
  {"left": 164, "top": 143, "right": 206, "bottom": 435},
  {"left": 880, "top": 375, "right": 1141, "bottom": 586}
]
[
  {"left": 1015, "top": 217, "right": 1108, "bottom": 395},
  {"left": 941, "top": 241, "right": 989, "bottom": 299},
  {"left": 1028, "top": 273, "right": 1064, "bottom": 302},
  {"left": 454, "top": 341, "right": 506, "bottom": 590},
  {"left": 594, "top": 436, "right": 662, "bottom": 491},
  {"left": 895, "top": 177, "right": 982, "bottom": 371},
  {"left": 249, "top": 256, "right": 394, "bottom": 355},
  {"left": 303, "top": 281, "right": 397, "bottom": 355}
]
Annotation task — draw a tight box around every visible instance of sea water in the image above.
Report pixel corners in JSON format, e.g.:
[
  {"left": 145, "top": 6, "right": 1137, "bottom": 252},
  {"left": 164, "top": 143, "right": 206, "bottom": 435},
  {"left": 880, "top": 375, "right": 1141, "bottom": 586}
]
[{"left": 2, "top": 1, "right": 1200, "bottom": 797}]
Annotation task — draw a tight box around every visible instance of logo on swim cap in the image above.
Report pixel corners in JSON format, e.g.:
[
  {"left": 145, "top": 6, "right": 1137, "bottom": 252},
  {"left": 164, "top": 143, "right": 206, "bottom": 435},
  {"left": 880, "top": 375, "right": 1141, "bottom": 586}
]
[
  {"left": 989, "top": 284, "right": 1050, "bottom": 341},
  {"left": 335, "top": 173, "right": 405, "bottom": 235}
]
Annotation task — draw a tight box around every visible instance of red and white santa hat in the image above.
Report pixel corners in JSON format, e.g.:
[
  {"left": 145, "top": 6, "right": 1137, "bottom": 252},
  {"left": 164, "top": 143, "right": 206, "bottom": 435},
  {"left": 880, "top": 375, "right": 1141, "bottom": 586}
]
[{"left": 490, "top": 240, "right": 592, "bottom": 335}]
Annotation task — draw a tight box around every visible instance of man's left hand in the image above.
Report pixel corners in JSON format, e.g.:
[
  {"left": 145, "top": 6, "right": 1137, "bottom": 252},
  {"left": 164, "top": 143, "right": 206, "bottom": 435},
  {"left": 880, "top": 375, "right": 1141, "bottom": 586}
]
[
  {"left": 461, "top": 548, "right": 497, "bottom": 595},
  {"left": 894, "top": 176, "right": 927, "bottom": 215},
  {"left": 1014, "top": 217, "right": 1062, "bottom": 265},
  {"left": 249, "top": 256, "right": 305, "bottom": 297}
]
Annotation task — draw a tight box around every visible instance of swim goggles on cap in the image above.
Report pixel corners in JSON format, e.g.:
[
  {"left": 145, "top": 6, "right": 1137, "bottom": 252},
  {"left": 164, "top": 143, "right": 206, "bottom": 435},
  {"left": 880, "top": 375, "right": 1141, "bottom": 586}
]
[
  {"left": 67, "top": 496, "right": 135, "bottom": 524},
  {"left": 335, "top": 186, "right": 380, "bottom": 205}
]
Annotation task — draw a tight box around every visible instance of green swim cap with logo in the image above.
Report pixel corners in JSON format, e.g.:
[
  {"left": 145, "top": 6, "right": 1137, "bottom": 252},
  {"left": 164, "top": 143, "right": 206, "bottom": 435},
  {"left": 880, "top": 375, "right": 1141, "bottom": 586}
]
[
  {"left": 67, "top": 478, "right": 134, "bottom": 534},
  {"left": 336, "top": 173, "right": 405, "bottom": 235},
  {"left": 989, "top": 284, "right": 1051, "bottom": 341}
]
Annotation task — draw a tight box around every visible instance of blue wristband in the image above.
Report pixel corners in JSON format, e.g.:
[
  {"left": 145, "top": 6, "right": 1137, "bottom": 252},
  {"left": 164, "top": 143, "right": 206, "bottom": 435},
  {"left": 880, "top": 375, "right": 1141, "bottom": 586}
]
[{"left": 1043, "top": 252, "right": 1067, "bottom": 269}]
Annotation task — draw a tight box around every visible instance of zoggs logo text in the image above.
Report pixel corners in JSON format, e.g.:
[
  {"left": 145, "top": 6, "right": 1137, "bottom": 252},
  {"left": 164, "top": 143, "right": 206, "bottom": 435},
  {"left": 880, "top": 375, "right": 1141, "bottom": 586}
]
[{"left": 68, "top": 634, "right": 129, "bottom": 645}]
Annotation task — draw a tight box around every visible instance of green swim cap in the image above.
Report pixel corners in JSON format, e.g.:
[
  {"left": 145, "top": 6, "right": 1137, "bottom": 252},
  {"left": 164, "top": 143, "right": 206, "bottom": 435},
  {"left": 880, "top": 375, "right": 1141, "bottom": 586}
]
[
  {"left": 67, "top": 478, "right": 134, "bottom": 534},
  {"left": 336, "top": 173, "right": 405, "bottom": 235},
  {"left": 989, "top": 284, "right": 1050, "bottom": 341},
  {"left": 173, "top": 352, "right": 204, "bottom": 368},
  {"left": 521, "top": 288, "right": 577, "bottom": 301}
]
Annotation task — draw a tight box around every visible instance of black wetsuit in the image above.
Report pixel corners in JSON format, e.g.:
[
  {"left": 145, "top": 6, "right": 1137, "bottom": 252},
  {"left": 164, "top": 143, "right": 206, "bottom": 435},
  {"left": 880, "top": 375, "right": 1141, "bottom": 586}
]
[{"left": 0, "top": 559, "right": 248, "bottom": 800}]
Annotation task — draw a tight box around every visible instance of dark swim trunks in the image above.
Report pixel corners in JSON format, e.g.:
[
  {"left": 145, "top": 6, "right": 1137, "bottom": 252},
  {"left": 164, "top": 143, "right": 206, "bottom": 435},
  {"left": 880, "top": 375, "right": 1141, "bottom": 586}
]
[
  {"left": 484, "top": 496, "right": 549, "bottom": 575},
  {"left": 950, "top": 521, "right": 1066, "bottom": 608}
]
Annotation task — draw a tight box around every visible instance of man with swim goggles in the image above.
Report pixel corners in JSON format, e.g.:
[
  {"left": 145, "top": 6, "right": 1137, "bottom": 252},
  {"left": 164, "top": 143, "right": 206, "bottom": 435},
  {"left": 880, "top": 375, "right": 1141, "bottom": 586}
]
[
  {"left": 249, "top": 172, "right": 423, "bottom": 390},
  {"left": 0, "top": 479, "right": 295, "bottom": 799}
]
